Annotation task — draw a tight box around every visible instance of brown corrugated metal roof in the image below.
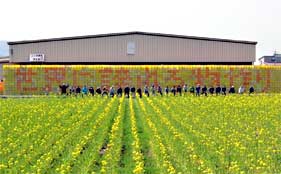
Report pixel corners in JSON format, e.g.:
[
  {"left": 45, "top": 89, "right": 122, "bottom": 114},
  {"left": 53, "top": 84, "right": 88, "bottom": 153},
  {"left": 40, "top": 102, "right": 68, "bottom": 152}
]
[{"left": 8, "top": 31, "right": 257, "bottom": 45}]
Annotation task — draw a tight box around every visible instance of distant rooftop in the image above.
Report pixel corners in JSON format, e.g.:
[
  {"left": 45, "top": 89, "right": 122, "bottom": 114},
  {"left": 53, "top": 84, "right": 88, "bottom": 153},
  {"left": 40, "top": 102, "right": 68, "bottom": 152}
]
[
  {"left": 0, "top": 56, "right": 9, "bottom": 59},
  {"left": 0, "top": 56, "right": 9, "bottom": 63},
  {"left": 259, "top": 53, "right": 281, "bottom": 63},
  {"left": 8, "top": 31, "right": 258, "bottom": 45}
]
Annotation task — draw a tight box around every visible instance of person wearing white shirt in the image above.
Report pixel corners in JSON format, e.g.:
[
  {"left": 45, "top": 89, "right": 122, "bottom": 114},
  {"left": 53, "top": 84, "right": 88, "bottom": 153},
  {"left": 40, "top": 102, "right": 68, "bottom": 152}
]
[{"left": 238, "top": 85, "right": 245, "bottom": 94}]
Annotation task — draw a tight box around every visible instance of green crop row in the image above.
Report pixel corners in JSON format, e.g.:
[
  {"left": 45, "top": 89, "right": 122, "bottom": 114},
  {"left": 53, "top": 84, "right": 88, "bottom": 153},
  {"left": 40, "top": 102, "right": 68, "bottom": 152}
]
[{"left": 0, "top": 94, "right": 281, "bottom": 173}]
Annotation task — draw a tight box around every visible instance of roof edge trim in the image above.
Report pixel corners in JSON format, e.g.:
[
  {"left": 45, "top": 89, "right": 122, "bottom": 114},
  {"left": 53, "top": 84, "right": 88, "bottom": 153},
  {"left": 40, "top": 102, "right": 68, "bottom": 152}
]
[{"left": 8, "top": 31, "right": 258, "bottom": 45}]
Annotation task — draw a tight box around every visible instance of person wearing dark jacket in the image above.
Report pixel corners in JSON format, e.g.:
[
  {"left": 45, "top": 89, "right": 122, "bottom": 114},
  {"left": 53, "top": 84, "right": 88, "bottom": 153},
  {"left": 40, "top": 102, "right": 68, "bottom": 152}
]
[
  {"left": 144, "top": 85, "right": 149, "bottom": 97},
  {"left": 76, "top": 86, "right": 81, "bottom": 94},
  {"left": 124, "top": 85, "right": 130, "bottom": 98},
  {"left": 151, "top": 84, "right": 156, "bottom": 96},
  {"left": 89, "top": 86, "right": 95, "bottom": 96},
  {"left": 249, "top": 86, "right": 254, "bottom": 95},
  {"left": 229, "top": 85, "right": 235, "bottom": 94},
  {"left": 59, "top": 83, "right": 69, "bottom": 95},
  {"left": 195, "top": 84, "right": 201, "bottom": 96},
  {"left": 222, "top": 86, "right": 227, "bottom": 95},
  {"left": 96, "top": 87, "right": 102, "bottom": 95},
  {"left": 102, "top": 86, "right": 108, "bottom": 97},
  {"left": 158, "top": 85, "right": 163, "bottom": 96},
  {"left": 137, "top": 88, "right": 142, "bottom": 98},
  {"left": 131, "top": 86, "right": 136, "bottom": 98},
  {"left": 177, "top": 85, "right": 182, "bottom": 96},
  {"left": 209, "top": 86, "right": 214, "bottom": 95},
  {"left": 171, "top": 86, "right": 176, "bottom": 96},
  {"left": 117, "top": 86, "right": 123, "bottom": 97},
  {"left": 215, "top": 85, "right": 221, "bottom": 95},
  {"left": 202, "top": 85, "right": 207, "bottom": 96},
  {"left": 190, "top": 86, "right": 195, "bottom": 94},
  {"left": 165, "top": 86, "right": 169, "bottom": 95}
]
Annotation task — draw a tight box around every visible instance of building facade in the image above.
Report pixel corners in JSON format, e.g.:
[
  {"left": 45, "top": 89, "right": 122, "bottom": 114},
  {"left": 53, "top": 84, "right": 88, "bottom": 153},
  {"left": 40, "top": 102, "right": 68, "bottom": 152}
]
[
  {"left": 259, "top": 53, "right": 281, "bottom": 65},
  {"left": 8, "top": 31, "right": 257, "bottom": 65}
]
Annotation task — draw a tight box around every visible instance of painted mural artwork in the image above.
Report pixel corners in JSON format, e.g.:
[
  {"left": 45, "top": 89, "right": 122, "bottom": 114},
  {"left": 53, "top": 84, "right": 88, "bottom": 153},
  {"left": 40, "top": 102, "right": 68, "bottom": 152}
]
[{"left": 3, "top": 65, "right": 281, "bottom": 95}]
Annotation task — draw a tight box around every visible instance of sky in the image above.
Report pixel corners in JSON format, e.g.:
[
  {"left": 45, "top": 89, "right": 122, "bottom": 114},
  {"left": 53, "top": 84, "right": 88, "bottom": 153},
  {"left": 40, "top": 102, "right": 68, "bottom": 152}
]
[
  {"left": 0, "top": 41, "right": 9, "bottom": 56},
  {"left": 0, "top": 0, "right": 280, "bottom": 60}
]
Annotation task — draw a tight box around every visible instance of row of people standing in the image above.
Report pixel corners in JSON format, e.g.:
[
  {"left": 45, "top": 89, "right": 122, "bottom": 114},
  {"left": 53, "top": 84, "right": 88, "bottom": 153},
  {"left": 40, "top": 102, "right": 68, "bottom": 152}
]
[
  {"left": 147, "top": 84, "right": 254, "bottom": 96},
  {"left": 170, "top": 84, "right": 254, "bottom": 96},
  {"left": 59, "top": 83, "right": 143, "bottom": 98},
  {"left": 59, "top": 83, "right": 255, "bottom": 98}
]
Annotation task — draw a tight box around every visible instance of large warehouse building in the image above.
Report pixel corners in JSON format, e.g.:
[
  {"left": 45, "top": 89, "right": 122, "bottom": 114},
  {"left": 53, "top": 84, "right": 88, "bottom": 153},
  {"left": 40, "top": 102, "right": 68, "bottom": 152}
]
[
  {"left": 7, "top": 31, "right": 257, "bottom": 65},
  {"left": 5, "top": 32, "right": 270, "bottom": 95}
]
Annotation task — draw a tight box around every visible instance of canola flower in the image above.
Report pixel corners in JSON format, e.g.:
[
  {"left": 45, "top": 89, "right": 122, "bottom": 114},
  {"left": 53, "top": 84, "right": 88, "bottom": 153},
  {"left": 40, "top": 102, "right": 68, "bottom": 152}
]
[
  {"left": 145, "top": 97, "right": 213, "bottom": 174},
  {"left": 0, "top": 94, "right": 281, "bottom": 173},
  {"left": 138, "top": 97, "right": 176, "bottom": 174},
  {"left": 100, "top": 97, "right": 125, "bottom": 174},
  {"left": 129, "top": 98, "right": 145, "bottom": 174},
  {"left": 150, "top": 95, "right": 281, "bottom": 173},
  {"left": 56, "top": 98, "right": 116, "bottom": 174},
  {"left": 35, "top": 98, "right": 107, "bottom": 173}
]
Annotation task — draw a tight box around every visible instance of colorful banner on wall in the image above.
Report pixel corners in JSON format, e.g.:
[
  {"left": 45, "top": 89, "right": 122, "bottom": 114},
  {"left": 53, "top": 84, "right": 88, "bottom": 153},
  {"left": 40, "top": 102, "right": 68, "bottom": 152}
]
[{"left": 3, "top": 65, "right": 281, "bottom": 95}]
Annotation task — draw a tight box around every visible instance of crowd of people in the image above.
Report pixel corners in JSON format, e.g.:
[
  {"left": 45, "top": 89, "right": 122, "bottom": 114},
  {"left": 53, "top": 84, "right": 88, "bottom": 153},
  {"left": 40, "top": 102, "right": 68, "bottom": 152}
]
[{"left": 58, "top": 83, "right": 255, "bottom": 98}]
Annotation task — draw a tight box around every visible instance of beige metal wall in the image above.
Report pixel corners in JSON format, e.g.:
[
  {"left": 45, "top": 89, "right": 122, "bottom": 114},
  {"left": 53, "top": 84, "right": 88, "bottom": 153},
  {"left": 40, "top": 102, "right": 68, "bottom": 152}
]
[{"left": 10, "top": 34, "right": 256, "bottom": 63}]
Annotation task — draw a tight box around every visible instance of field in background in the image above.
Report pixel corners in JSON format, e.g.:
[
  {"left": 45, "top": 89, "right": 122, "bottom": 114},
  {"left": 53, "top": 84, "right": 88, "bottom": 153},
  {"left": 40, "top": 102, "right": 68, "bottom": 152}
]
[{"left": 1, "top": 94, "right": 281, "bottom": 173}]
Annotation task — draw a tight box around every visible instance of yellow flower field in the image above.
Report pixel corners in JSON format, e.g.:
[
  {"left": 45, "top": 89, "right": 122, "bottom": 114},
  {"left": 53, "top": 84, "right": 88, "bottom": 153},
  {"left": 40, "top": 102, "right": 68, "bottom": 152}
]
[{"left": 0, "top": 94, "right": 281, "bottom": 173}]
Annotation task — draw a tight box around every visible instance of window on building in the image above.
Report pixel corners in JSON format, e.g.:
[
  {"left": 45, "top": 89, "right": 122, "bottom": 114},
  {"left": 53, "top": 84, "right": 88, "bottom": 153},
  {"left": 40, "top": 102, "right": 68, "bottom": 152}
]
[{"left": 127, "top": 42, "right": 135, "bottom": 55}]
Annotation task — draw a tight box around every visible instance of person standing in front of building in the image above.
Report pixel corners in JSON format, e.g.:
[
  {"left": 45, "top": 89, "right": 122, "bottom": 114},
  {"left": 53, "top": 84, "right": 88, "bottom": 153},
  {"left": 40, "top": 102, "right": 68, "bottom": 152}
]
[
  {"left": 89, "top": 86, "right": 95, "bottom": 96},
  {"left": 124, "top": 85, "right": 130, "bottom": 98},
  {"left": 59, "top": 83, "right": 69, "bottom": 95},
  {"left": 102, "top": 86, "right": 108, "bottom": 97},
  {"left": 222, "top": 85, "right": 227, "bottom": 96},
  {"left": 137, "top": 87, "right": 142, "bottom": 98},
  {"left": 195, "top": 84, "right": 201, "bottom": 96},
  {"left": 249, "top": 86, "right": 255, "bottom": 95},
  {"left": 209, "top": 86, "right": 214, "bottom": 95},
  {"left": 109, "top": 85, "right": 115, "bottom": 98},
  {"left": 171, "top": 86, "right": 176, "bottom": 96},
  {"left": 75, "top": 86, "right": 81, "bottom": 97},
  {"left": 82, "top": 85, "right": 88, "bottom": 96},
  {"left": 96, "top": 86, "right": 102, "bottom": 96},
  {"left": 165, "top": 86, "right": 169, "bottom": 96},
  {"left": 158, "top": 85, "right": 163, "bottom": 96},
  {"left": 189, "top": 86, "right": 195, "bottom": 95},
  {"left": 151, "top": 84, "right": 156, "bottom": 96},
  {"left": 215, "top": 85, "right": 221, "bottom": 96},
  {"left": 68, "top": 86, "right": 74, "bottom": 96},
  {"left": 183, "top": 84, "right": 188, "bottom": 96},
  {"left": 201, "top": 85, "right": 208, "bottom": 96},
  {"left": 131, "top": 86, "right": 136, "bottom": 98},
  {"left": 177, "top": 85, "right": 182, "bottom": 96},
  {"left": 229, "top": 85, "right": 235, "bottom": 94},
  {"left": 238, "top": 85, "right": 245, "bottom": 94},
  {"left": 144, "top": 85, "right": 149, "bottom": 97},
  {"left": 0, "top": 79, "right": 4, "bottom": 95},
  {"left": 117, "top": 86, "right": 123, "bottom": 97}
]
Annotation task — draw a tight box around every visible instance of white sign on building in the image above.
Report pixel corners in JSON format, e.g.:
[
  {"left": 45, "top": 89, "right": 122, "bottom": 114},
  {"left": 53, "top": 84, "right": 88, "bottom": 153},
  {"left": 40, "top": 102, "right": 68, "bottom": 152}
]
[
  {"left": 127, "top": 42, "right": 136, "bottom": 55},
  {"left": 29, "top": 53, "right": 45, "bottom": 62}
]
